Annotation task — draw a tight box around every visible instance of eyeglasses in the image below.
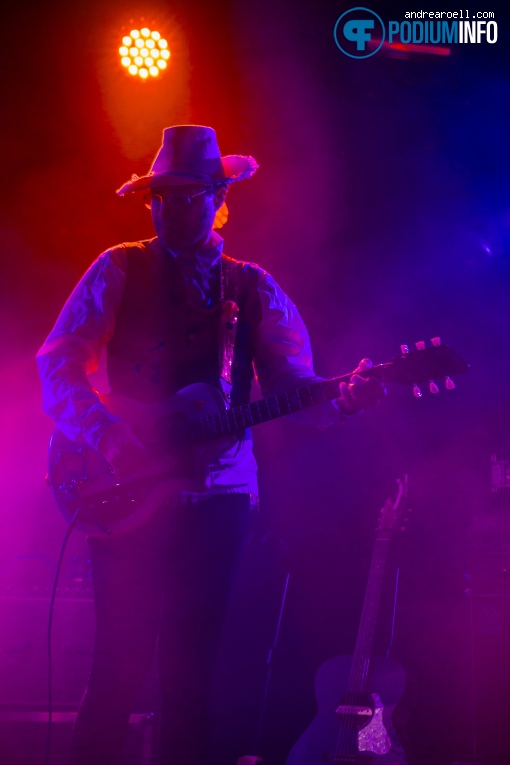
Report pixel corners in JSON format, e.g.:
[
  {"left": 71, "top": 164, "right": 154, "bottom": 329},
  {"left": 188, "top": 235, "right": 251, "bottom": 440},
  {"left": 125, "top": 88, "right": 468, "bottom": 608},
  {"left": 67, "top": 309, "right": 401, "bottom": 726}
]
[{"left": 144, "top": 186, "right": 214, "bottom": 210}]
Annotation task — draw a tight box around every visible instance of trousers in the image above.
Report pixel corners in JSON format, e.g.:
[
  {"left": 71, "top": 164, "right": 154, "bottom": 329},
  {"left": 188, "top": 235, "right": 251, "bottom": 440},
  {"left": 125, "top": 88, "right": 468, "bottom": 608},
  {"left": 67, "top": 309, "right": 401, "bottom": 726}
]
[{"left": 69, "top": 492, "right": 250, "bottom": 765}]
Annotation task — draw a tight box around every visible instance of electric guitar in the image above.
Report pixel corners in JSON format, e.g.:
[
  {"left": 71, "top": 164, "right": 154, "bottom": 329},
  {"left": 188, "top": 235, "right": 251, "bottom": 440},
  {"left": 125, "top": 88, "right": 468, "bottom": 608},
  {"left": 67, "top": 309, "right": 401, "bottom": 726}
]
[
  {"left": 285, "top": 478, "right": 410, "bottom": 765},
  {"left": 48, "top": 340, "right": 468, "bottom": 537}
]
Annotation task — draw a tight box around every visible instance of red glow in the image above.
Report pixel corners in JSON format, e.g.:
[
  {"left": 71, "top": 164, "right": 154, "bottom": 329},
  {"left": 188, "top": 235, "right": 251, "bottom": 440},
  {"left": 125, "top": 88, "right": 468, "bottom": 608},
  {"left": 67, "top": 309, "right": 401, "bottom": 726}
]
[
  {"left": 383, "top": 41, "right": 450, "bottom": 56},
  {"left": 367, "top": 38, "right": 451, "bottom": 57}
]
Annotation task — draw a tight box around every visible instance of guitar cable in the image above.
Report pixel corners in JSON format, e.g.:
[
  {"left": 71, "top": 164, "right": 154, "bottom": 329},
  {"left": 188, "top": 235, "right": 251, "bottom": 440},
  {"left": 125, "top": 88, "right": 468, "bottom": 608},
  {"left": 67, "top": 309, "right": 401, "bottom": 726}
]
[{"left": 43, "top": 510, "right": 80, "bottom": 765}]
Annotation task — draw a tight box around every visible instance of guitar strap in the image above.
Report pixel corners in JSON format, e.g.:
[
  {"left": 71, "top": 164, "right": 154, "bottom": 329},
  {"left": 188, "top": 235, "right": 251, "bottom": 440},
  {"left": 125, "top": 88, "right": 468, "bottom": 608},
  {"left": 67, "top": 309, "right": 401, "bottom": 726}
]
[
  {"left": 219, "top": 254, "right": 240, "bottom": 387},
  {"left": 219, "top": 254, "right": 261, "bottom": 410}
]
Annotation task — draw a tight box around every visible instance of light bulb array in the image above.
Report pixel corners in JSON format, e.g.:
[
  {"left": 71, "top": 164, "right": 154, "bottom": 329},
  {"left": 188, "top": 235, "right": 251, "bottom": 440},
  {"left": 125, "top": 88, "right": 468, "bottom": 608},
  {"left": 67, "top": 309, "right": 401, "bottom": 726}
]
[{"left": 119, "top": 28, "right": 170, "bottom": 79}]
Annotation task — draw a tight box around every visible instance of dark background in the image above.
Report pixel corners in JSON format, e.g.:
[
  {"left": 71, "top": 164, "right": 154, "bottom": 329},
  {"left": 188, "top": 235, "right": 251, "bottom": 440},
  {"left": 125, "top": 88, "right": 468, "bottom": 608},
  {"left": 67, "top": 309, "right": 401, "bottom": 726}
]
[{"left": 1, "top": 0, "right": 509, "bottom": 763}]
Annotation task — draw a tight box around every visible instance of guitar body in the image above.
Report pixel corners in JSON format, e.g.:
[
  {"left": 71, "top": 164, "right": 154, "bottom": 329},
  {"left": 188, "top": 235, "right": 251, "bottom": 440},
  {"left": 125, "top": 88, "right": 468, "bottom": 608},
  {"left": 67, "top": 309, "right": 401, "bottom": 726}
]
[
  {"left": 48, "top": 382, "right": 236, "bottom": 538},
  {"left": 286, "top": 655, "right": 407, "bottom": 765}
]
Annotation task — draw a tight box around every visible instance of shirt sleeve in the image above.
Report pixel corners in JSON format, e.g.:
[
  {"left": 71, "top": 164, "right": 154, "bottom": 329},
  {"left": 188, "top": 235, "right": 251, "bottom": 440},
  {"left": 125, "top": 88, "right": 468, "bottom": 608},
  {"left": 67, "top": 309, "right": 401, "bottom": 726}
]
[
  {"left": 36, "top": 246, "right": 127, "bottom": 449},
  {"left": 253, "top": 270, "right": 347, "bottom": 429}
]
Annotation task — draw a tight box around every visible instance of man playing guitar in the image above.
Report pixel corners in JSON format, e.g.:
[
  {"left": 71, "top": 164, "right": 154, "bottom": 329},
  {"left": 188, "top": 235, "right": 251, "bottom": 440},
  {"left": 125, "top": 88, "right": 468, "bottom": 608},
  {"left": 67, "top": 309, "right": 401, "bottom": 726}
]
[{"left": 36, "top": 125, "right": 385, "bottom": 765}]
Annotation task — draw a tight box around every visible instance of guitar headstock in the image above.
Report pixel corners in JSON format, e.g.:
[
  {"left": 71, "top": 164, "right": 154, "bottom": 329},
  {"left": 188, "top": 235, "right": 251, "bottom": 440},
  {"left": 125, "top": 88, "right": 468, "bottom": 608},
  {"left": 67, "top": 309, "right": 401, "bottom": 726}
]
[
  {"left": 372, "top": 337, "right": 469, "bottom": 396},
  {"left": 377, "top": 475, "right": 410, "bottom": 536}
]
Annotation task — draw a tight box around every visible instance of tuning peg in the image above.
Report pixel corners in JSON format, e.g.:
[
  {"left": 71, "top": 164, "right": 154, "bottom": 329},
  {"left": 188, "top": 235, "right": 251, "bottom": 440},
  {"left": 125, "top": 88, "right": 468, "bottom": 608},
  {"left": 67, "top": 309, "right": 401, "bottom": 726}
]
[
  {"left": 445, "top": 377, "right": 456, "bottom": 390},
  {"left": 429, "top": 380, "right": 439, "bottom": 394},
  {"left": 400, "top": 344, "right": 409, "bottom": 354},
  {"left": 431, "top": 337, "right": 441, "bottom": 346},
  {"left": 413, "top": 385, "right": 423, "bottom": 398},
  {"left": 415, "top": 341, "right": 426, "bottom": 350}
]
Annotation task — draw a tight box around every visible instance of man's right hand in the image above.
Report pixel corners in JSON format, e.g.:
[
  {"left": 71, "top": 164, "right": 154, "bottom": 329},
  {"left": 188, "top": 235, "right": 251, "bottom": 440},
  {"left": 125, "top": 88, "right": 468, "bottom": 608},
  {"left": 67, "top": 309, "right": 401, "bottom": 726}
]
[{"left": 96, "top": 420, "right": 149, "bottom": 474}]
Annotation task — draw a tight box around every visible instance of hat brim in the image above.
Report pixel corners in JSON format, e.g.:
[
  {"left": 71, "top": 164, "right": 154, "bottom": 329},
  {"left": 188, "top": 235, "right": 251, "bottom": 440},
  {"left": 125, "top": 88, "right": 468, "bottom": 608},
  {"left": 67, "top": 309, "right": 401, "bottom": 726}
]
[{"left": 117, "top": 154, "right": 258, "bottom": 196}]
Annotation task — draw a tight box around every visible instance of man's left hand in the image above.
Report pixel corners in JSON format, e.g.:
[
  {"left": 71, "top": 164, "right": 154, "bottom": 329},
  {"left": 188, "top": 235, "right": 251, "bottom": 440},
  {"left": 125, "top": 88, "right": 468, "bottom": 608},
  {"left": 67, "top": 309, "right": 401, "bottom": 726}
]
[{"left": 337, "top": 358, "right": 386, "bottom": 416}]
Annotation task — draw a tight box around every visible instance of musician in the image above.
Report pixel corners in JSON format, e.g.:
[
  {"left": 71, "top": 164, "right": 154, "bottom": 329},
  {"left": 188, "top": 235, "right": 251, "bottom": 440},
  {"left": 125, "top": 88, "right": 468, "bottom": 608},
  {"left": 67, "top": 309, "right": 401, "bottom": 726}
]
[{"left": 36, "top": 125, "right": 385, "bottom": 765}]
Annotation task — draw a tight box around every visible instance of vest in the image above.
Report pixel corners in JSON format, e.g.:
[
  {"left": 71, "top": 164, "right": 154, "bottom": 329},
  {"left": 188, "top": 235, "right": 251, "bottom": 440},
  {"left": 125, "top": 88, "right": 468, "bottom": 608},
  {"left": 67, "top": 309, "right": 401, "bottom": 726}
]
[{"left": 106, "top": 240, "right": 261, "bottom": 407}]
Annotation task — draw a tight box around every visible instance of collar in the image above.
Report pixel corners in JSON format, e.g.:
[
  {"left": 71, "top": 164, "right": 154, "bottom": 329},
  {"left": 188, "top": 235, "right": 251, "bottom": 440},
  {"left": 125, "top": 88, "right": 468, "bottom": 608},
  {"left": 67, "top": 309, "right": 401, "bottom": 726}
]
[
  {"left": 151, "top": 231, "right": 225, "bottom": 308},
  {"left": 160, "top": 229, "right": 224, "bottom": 266}
]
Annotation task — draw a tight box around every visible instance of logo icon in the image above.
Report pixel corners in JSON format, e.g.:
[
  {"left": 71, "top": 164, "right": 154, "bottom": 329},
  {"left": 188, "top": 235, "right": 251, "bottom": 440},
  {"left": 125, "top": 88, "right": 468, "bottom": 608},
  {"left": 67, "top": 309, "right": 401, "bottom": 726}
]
[{"left": 334, "top": 7, "right": 385, "bottom": 58}]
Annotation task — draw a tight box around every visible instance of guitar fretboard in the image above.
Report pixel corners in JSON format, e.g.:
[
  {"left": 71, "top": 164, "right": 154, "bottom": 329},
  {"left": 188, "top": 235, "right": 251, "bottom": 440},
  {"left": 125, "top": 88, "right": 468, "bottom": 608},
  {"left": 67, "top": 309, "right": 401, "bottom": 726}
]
[
  {"left": 189, "top": 377, "right": 347, "bottom": 443},
  {"left": 184, "top": 343, "right": 469, "bottom": 443},
  {"left": 348, "top": 533, "right": 392, "bottom": 695}
]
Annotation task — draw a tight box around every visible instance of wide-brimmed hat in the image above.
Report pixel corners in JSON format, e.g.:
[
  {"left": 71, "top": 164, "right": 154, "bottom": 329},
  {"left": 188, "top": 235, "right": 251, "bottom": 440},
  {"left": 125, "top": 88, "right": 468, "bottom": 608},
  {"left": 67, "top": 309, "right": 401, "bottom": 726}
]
[{"left": 116, "top": 125, "right": 258, "bottom": 196}]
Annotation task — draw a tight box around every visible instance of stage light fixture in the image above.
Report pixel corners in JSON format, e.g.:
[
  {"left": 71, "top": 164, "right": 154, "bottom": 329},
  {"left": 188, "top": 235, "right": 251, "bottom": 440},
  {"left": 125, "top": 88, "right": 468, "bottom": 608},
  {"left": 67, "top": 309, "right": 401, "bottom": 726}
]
[{"left": 119, "top": 27, "right": 170, "bottom": 79}]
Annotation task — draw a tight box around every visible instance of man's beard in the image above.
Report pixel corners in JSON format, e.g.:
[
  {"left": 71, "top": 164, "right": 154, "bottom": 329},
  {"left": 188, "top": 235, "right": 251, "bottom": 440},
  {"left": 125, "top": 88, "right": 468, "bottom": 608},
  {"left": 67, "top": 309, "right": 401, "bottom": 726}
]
[{"left": 155, "top": 207, "right": 213, "bottom": 251}]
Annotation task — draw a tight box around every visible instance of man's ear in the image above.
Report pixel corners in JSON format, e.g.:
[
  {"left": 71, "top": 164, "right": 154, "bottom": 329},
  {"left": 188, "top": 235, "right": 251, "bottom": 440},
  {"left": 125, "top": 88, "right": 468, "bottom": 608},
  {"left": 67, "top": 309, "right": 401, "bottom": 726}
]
[{"left": 213, "top": 185, "right": 228, "bottom": 209}]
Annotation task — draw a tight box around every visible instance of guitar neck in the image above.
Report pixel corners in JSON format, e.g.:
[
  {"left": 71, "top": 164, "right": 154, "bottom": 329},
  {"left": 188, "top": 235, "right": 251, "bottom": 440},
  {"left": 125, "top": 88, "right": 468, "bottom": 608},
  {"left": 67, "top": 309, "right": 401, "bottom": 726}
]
[
  {"left": 190, "top": 376, "right": 351, "bottom": 443},
  {"left": 188, "top": 343, "right": 469, "bottom": 444},
  {"left": 348, "top": 534, "right": 392, "bottom": 695}
]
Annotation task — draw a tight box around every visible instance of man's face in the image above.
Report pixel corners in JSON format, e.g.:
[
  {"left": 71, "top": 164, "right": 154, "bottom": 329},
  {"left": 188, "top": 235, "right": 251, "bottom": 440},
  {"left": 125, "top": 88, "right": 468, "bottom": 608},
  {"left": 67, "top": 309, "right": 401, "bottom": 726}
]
[{"left": 148, "top": 183, "right": 226, "bottom": 251}]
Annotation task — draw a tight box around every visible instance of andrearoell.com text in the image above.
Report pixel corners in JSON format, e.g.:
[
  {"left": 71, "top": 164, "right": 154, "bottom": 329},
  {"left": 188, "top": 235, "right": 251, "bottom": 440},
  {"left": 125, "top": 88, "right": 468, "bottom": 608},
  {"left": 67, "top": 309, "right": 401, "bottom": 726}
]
[{"left": 404, "top": 10, "right": 494, "bottom": 19}]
